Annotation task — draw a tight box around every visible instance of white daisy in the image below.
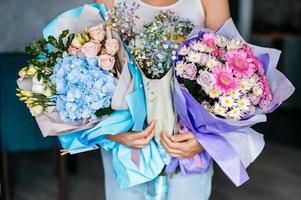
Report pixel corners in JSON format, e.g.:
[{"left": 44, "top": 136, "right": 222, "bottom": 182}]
[
  {"left": 240, "top": 80, "right": 252, "bottom": 92},
  {"left": 228, "top": 107, "right": 242, "bottom": 120},
  {"left": 229, "top": 89, "right": 240, "bottom": 99},
  {"left": 209, "top": 88, "right": 221, "bottom": 98},
  {"left": 213, "top": 103, "right": 226, "bottom": 116},
  {"left": 252, "top": 84, "right": 263, "bottom": 96},
  {"left": 237, "top": 98, "right": 250, "bottom": 111},
  {"left": 220, "top": 96, "right": 235, "bottom": 108},
  {"left": 192, "top": 41, "right": 208, "bottom": 52}
]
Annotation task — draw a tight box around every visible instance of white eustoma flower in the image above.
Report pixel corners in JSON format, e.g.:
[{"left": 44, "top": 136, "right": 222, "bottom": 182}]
[{"left": 186, "top": 51, "right": 202, "bottom": 63}]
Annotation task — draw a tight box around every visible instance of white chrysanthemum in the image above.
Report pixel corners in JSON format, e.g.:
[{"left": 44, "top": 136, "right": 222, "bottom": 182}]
[
  {"left": 229, "top": 89, "right": 240, "bottom": 99},
  {"left": 220, "top": 96, "right": 235, "bottom": 108},
  {"left": 186, "top": 51, "right": 202, "bottom": 63},
  {"left": 206, "top": 59, "right": 219, "bottom": 69},
  {"left": 228, "top": 107, "right": 242, "bottom": 120},
  {"left": 179, "top": 46, "right": 190, "bottom": 56},
  {"left": 192, "top": 42, "right": 209, "bottom": 52},
  {"left": 213, "top": 103, "right": 226, "bottom": 116},
  {"left": 237, "top": 98, "right": 250, "bottom": 111},
  {"left": 252, "top": 84, "right": 263, "bottom": 96},
  {"left": 215, "top": 36, "right": 228, "bottom": 48},
  {"left": 240, "top": 80, "right": 252, "bottom": 92},
  {"left": 227, "top": 39, "right": 242, "bottom": 50},
  {"left": 209, "top": 88, "right": 221, "bottom": 98},
  {"left": 175, "top": 61, "right": 186, "bottom": 76}
]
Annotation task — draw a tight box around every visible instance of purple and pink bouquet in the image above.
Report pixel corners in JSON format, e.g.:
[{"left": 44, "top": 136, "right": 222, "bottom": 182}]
[{"left": 167, "top": 19, "right": 295, "bottom": 186}]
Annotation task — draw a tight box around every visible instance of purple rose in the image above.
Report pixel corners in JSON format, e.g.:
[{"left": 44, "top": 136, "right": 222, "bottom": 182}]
[
  {"left": 249, "top": 94, "right": 260, "bottom": 105},
  {"left": 259, "top": 99, "right": 271, "bottom": 111},
  {"left": 196, "top": 70, "right": 215, "bottom": 93},
  {"left": 183, "top": 63, "right": 197, "bottom": 80}
]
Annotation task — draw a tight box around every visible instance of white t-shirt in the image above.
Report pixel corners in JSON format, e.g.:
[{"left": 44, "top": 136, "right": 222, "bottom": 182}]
[{"left": 114, "top": 0, "right": 205, "bottom": 31}]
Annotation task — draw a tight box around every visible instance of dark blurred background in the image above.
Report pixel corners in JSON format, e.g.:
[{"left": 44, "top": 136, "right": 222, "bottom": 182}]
[{"left": 0, "top": 0, "right": 300, "bottom": 200}]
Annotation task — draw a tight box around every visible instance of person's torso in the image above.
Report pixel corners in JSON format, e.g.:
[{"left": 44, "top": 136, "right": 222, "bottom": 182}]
[{"left": 114, "top": 0, "right": 205, "bottom": 31}]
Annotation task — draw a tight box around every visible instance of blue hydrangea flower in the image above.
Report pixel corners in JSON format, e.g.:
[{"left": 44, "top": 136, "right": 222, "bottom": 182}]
[{"left": 51, "top": 53, "right": 117, "bottom": 122}]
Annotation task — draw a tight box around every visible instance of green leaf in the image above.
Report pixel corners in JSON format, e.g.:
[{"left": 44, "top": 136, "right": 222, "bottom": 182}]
[
  {"left": 95, "top": 107, "right": 114, "bottom": 118},
  {"left": 66, "top": 33, "right": 75, "bottom": 49},
  {"left": 48, "top": 36, "right": 59, "bottom": 48}
]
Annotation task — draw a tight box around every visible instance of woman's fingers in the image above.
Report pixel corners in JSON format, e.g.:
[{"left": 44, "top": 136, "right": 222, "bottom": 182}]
[
  {"left": 160, "top": 131, "right": 187, "bottom": 151},
  {"left": 132, "top": 119, "right": 156, "bottom": 139},
  {"left": 160, "top": 139, "right": 184, "bottom": 155},
  {"left": 132, "top": 130, "right": 155, "bottom": 147},
  {"left": 170, "top": 132, "right": 195, "bottom": 142}
]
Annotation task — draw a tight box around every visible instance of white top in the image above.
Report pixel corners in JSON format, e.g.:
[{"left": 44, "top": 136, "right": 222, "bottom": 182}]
[{"left": 114, "top": 0, "right": 205, "bottom": 31}]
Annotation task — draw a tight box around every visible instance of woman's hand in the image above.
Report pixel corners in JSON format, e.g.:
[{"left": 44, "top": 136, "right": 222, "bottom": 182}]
[
  {"left": 160, "top": 131, "right": 204, "bottom": 158},
  {"left": 107, "top": 120, "right": 156, "bottom": 148}
]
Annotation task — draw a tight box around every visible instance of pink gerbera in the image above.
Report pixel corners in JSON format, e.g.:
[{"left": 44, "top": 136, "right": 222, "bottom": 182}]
[
  {"left": 226, "top": 49, "right": 255, "bottom": 77},
  {"left": 259, "top": 75, "right": 272, "bottom": 101},
  {"left": 212, "top": 65, "right": 239, "bottom": 94},
  {"left": 203, "top": 32, "right": 217, "bottom": 49}
]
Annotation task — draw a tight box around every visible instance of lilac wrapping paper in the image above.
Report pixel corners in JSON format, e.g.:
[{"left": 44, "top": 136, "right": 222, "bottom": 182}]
[{"left": 167, "top": 18, "right": 295, "bottom": 186}]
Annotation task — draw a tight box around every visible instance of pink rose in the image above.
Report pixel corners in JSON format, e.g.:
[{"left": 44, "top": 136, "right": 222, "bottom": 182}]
[
  {"left": 89, "top": 25, "right": 106, "bottom": 42},
  {"left": 105, "top": 39, "right": 119, "bottom": 55},
  {"left": 98, "top": 54, "right": 115, "bottom": 71},
  {"left": 183, "top": 63, "right": 197, "bottom": 80},
  {"left": 68, "top": 46, "right": 80, "bottom": 55},
  {"left": 80, "top": 41, "right": 101, "bottom": 58}
]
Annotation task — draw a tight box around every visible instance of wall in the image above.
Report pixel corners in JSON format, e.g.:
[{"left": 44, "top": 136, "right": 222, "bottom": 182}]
[{"left": 0, "top": 0, "right": 94, "bottom": 53}]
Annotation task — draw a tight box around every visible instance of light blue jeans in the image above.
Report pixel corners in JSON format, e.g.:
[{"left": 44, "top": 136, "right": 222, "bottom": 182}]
[{"left": 101, "top": 150, "right": 214, "bottom": 200}]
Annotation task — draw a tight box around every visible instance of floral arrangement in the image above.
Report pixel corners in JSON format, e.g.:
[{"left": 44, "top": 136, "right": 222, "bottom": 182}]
[
  {"left": 17, "top": 24, "right": 120, "bottom": 121},
  {"left": 175, "top": 32, "right": 272, "bottom": 120},
  {"left": 129, "top": 10, "right": 194, "bottom": 79},
  {"left": 106, "top": 2, "right": 140, "bottom": 44}
]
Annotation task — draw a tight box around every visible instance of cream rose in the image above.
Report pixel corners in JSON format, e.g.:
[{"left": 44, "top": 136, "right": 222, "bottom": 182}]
[
  {"left": 105, "top": 39, "right": 119, "bottom": 55},
  {"left": 98, "top": 54, "right": 115, "bottom": 71},
  {"left": 89, "top": 25, "right": 106, "bottom": 42},
  {"left": 80, "top": 41, "right": 101, "bottom": 58}
]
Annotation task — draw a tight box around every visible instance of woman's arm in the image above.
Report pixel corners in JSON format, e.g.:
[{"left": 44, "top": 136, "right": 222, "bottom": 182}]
[
  {"left": 95, "top": 0, "right": 114, "bottom": 9},
  {"left": 202, "top": 0, "right": 231, "bottom": 31}
]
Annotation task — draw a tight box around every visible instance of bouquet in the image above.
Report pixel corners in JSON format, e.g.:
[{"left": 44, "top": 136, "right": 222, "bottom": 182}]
[
  {"left": 168, "top": 19, "right": 295, "bottom": 186},
  {"left": 107, "top": 5, "right": 194, "bottom": 163},
  {"left": 16, "top": 4, "right": 165, "bottom": 189}
]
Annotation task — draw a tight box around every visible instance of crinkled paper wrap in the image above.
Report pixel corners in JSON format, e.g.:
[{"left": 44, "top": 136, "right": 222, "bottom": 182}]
[
  {"left": 141, "top": 67, "right": 177, "bottom": 164},
  {"left": 169, "top": 18, "right": 295, "bottom": 186},
  {"left": 17, "top": 4, "right": 165, "bottom": 189},
  {"left": 17, "top": 4, "right": 134, "bottom": 137}
]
